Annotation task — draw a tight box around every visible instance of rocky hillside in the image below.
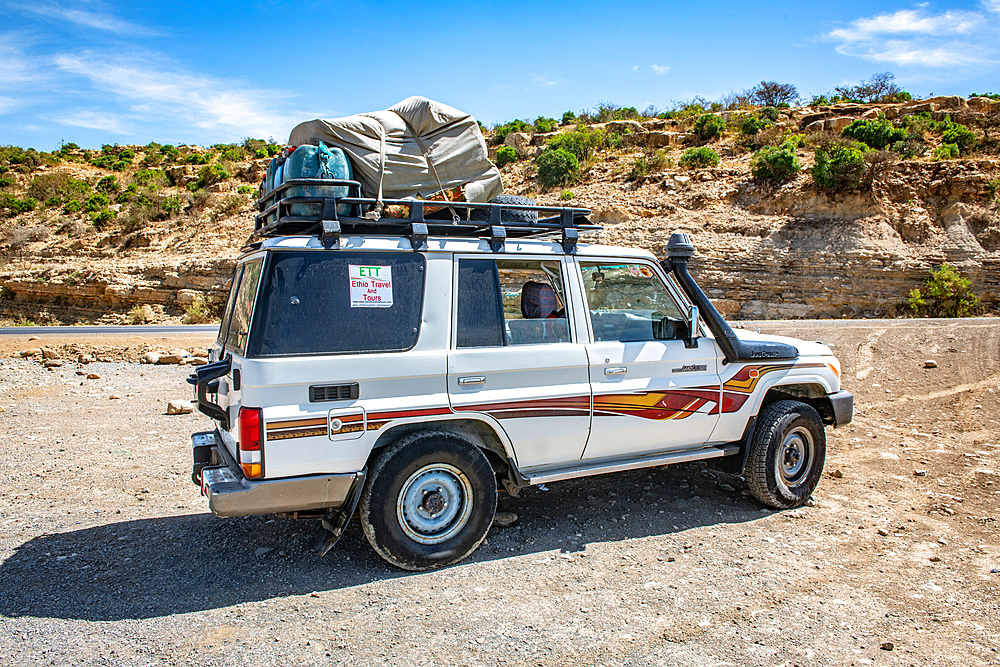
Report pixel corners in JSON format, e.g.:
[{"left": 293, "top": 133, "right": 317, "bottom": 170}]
[{"left": 1, "top": 96, "right": 999, "bottom": 324}]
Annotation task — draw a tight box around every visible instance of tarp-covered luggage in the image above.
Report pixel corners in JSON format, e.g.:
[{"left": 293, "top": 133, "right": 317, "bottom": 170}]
[
  {"left": 287, "top": 96, "right": 502, "bottom": 217},
  {"left": 260, "top": 143, "right": 353, "bottom": 227}
]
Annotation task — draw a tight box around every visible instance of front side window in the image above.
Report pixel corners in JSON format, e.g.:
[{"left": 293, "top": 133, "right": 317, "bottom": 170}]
[
  {"left": 456, "top": 258, "right": 570, "bottom": 347},
  {"left": 580, "top": 261, "right": 685, "bottom": 342},
  {"left": 247, "top": 251, "right": 424, "bottom": 357}
]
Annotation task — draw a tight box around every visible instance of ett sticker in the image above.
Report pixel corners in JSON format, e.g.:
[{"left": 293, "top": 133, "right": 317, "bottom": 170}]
[{"left": 350, "top": 265, "right": 393, "bottom": 308}]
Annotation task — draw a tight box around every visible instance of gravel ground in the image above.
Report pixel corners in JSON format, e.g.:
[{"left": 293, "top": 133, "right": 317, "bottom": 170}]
[{"left": 0, "top": 321, "right": 998, "bottom": 666}]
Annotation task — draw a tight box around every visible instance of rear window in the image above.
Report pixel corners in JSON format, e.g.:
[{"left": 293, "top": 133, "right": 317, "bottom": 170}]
[{"left": 246, "top": 251, "right": 425, "bottom": 357}]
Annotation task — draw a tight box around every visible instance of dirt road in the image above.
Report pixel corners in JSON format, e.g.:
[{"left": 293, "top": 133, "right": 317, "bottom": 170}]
[{"left": 0, "top": 320, "right": 997, "bottom": 666}]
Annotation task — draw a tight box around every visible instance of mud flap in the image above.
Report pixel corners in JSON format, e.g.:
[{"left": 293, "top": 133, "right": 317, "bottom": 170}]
[{"left": 310, "top": 468, "right": 367, "bottom": 557}]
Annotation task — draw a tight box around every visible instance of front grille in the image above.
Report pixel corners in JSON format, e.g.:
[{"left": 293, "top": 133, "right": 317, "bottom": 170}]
[{"left": 309, "top": 383, "right": 360, "bottom": 402}]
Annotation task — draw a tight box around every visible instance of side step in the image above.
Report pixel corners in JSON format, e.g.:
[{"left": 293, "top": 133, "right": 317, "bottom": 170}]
[{"left": 524, "top": 445, "right": 740, "bottom": 486}]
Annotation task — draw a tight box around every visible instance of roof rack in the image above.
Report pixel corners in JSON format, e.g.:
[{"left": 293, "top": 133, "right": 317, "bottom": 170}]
[{"left": 254, "top": 178, "right": 601, "bottom": 252}]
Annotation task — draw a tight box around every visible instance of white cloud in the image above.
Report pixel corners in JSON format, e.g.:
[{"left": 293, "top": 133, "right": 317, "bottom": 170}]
[
  {"left": 19, "top": 2, "right": 164, "bottom": 36},
  {"left": 54, "top": 109, "right": 132, "bottom": 134},
  {"left": 53, "top": 51, "right": 298, "bottom": 139},
  {"left": 531, "top": 75, "right": 556, "bottom": 87},
  {"left": 828, "top": 9, "right": 983, "bottom": 42},
  {"left": 0, "top": 33, "right": 48, "bottom": 87},
  {"left": 632, "top": 65, "right": 639, "bottom": 71},
  {"left": 651, "top": 64, "right": 670, "bottom": 74},
  {"left": 825, "top": 6, "right": 999, "bottom": 68}
]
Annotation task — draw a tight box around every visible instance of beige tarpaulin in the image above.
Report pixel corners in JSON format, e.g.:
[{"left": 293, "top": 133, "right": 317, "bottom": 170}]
[{"left": 287, "top": 96, "right": 503, "bottom": 211}]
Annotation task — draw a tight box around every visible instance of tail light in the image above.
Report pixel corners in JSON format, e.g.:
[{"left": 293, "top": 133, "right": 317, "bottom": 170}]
[{"left": 238, "top": 407, "right": 264, "bottom": 479}]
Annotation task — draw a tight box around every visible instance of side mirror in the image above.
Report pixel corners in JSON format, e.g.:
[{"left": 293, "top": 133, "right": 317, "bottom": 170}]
[{"left": 685, "top": 305, "right": 700, "bottom": 348}]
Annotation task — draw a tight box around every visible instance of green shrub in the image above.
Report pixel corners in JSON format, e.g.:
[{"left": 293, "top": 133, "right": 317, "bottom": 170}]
[
  {"left": 811, "top": 144, "right": 866, "bottom": 191},
  {"left": 493, "top": 119, "right": 532, "bottom": 144},
  {"left": 196, "top": 164, "right": 230, "bottom": 189},
  {"left": 185, "top": 152, "right": 212, "bottom": 165},
  {"left": 739, "top": 115, "right": 768, "bottom": 136},
  {"left": 533, "top": 117, "right": 558, "bottom": 133},
  {"left": 96, "top": 175, "right": 119, "bottom": 194},
  {"left": 561, "top": 111, "right": 577, "bottom": 125},
  {"left": 183, "top": 297, "right": 213, "bottom": 324},
  {"left": 0, "top": 176, "right": 15, "bottom": 188},
  {"left": 236, "top": 185, "right": 255, "bottom": 195},
  {"left": 45, "top": 196, "right": 61, "bottom": 207},
  {"left": 908, "top": 264, "right": 980, "bottom": 317},
  {"left": 932, "top": 143, "right": 959, "bottom": 160},
  {"left": 627, "top": 150, "right": 668, "bottom": 181},
  {"left": 841, "top": 118, "right": 906, "bottom": 150},
  {"left": 970, "top": 92, "right": 1000, "bottom": 101},
  {"left": 63, "top": 200, "right": 82, "bottom": 214},
  {"left": 495, "top": 146, "right": 518, "bottom": 168},
  {"left": 559, "top": 190, "right": 574, "bottom": 200},
  {"left": 0, "top": 165, "right": 9, "bottom": 174},
  {"left": 758, "top": 106, "right": 780, "bottom": 123},
  {"left": 0, "top": 194, "right": 37, "bottom": 217},
  {"left": 678, "top": 146, "right": 720, "bottom": 168},
  {"left": 750, "top": 143, "right": 801, "bottom": 182},
  {"left": 536, "top": 148, "right": 579, "bottom": 189},
  {"left": 91, "top": 209, "right": 115, "bottom": 227},
  {"left": 891, "top": 140, "right": 927, "bottom": 159},
  {"left": 84, "top": 192, "right": 110, "bottom": 212},
  {"left": 941, "top": 122, "right": 976, "bottom": 153},
  {"left": 693, "top": 113, "right": 725, "bottom": 141},
  {"left": 989, "top": 178, "right": 1000, "bottom": 201},
  {"left": 546, "top": 126, "right": 610, "bottom": 162},
  {"left": 133, "top": 169, "right": 165, "bottom": 186}
]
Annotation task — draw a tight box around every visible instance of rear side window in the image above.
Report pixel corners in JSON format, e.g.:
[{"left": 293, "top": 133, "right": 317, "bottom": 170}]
[
  {"left": 246, "top": 251, "right": 425, "bottom": 357},
  {"left": 225, "top": 258, "right": 264, "bottom": 355}
]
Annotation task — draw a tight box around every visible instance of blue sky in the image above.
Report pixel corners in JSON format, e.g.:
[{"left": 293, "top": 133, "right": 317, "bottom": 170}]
[{"left": 2, "top": 0, "right": 999, "bottom": 150}]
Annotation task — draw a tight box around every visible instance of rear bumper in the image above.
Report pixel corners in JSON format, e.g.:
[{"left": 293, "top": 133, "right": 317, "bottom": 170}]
[
  {"left": 829, "top": 390, "right": 854, "bottom": 427},
  {"left": 191, "top": 431, "right": 360, "bottom": 517}
]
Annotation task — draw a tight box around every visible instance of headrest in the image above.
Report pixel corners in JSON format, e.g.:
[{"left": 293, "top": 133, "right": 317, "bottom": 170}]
[{"left": 521, "top": 281, "right": 557, "bottom": 318}]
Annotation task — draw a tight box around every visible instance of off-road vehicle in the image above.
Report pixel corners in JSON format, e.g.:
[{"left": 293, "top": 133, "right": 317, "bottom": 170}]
[{"left": 189, "top": 176, "right": 853, "bottom": 571}]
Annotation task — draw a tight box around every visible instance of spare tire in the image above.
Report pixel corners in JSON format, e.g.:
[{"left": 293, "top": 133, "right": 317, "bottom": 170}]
[{"left": 470, "top": 194, "right": 538, "bottom": 224}]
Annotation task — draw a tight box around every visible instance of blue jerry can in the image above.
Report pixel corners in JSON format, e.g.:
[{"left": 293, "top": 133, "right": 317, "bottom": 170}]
[{"left": 283, "top": 143, "right": 353, "bottom": 218}]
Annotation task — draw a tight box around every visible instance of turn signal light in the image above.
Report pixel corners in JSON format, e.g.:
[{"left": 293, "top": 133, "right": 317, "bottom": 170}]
[{"left": 238, "top": 407, "right": 264, "bottom": 479}]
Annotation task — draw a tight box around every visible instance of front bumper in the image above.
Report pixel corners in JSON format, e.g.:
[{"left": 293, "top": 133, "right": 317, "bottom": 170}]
[
  {"left": 191, "top": 431, "right": 361, "bottom": 517},
  {"left": 829, "top": 390, "right": 854, "bottom": 427}
]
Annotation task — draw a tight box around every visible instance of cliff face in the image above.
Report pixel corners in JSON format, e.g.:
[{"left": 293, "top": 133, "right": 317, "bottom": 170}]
[{"left": 1, "top": 99, "right": 999, "bottom": 324}]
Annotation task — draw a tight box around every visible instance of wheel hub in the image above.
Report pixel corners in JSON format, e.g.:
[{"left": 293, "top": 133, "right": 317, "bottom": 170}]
[
  {"left": 397, "top": 463, "right": 474, "bottom": 545},
  {"left": 422, "top": 489, "right": 446, "bottom": 515},
  {"left": 779, "top": 426, "right": 813, "bottom": 485}
]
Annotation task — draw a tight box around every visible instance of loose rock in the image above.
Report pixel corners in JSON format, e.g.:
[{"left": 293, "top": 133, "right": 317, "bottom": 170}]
[
  {"left": 167, "top": 400, "right": 194, "bottom": 415},
  {"left": 924, "top": 360, "right": 938, "bottom": 368},
  {"left": 87, "top": 373, "right": 101, "bottom": 380},
  {"left": 493, "top": 511, "right": 519, "bottom": 528},
  {"left": 143, "top": 352, "right": 161, "bottom": 365},
  {"left": 41, "top": 347, "right": 60, "bottom": 360}
]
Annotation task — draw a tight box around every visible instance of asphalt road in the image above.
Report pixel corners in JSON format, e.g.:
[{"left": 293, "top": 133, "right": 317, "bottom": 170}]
[{"left": 0, "top": 325, "right": 219, "bottom": 335}]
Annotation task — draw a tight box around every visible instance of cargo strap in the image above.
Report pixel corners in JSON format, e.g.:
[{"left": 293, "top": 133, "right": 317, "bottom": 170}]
[
  {"left": 360, "top": 116, "right": 387, "bottom": 221},
  {"left": 396, "top": 113, "right": 462, "bottom": 224}
]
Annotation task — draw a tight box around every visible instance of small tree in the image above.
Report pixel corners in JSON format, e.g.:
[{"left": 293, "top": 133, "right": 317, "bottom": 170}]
[
  {"left": 693, "top": 113, "right": 725, "bottom": 141},
  {"left": 908, "top": 264, "right": 980, "bottom": 317},
  {"left": 750, "top": 81, "right": 798, "bottom": 107}
]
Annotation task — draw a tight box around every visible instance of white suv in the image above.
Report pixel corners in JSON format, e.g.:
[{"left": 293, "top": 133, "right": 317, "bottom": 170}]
[{"left": 190, "top": 192, "right": 852, "bottom": 571}]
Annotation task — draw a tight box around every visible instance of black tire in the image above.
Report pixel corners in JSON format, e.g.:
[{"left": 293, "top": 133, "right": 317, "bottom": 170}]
[
  {"left": 745, "top": 400, "right": 826, "bottom": 509},
  {"left": 469, "top": 194, "right": 538, "bottom": 224},
  {"left": 359, "top": 431, "right": 497, "bottom": 571}
]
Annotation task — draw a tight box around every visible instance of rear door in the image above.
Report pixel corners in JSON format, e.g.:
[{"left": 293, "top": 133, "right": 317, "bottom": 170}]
[
  {"left": 576, "top": 259, "right": 722, "bottom": 460},
  {"left": 447, "top": 256, "right": 591, "bottom": 471}
]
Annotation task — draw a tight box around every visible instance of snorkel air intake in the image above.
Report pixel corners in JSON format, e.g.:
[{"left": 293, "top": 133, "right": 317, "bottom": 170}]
[{"left": 662, "top": 232, "right": 798, "bottom": 365}]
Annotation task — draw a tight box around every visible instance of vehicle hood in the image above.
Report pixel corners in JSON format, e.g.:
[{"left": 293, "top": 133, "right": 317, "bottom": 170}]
[{"left": 731, "top": 329, "right": 833, "bottom": 357}]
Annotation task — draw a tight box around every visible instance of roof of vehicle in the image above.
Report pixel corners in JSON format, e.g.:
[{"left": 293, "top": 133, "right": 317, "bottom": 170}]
[{"left": 242, "top": 234, "right": 660, "bottom": 262}]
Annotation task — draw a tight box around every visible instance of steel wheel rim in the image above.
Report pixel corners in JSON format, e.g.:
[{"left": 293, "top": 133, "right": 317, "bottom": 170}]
[
  {"left": 397, "top": 463, "right": 474, "bottom": 545},
  {"left": 779, "top": 426, "right": 813, "bottom": 485}
]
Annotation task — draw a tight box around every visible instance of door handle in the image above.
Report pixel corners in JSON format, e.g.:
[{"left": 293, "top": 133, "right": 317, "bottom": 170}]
[
  {"left": 457, "top": 376, "right": 486, "bottom": 386},
  {"left": 604, "top": 367, "right": 627, "bottom": 375}
]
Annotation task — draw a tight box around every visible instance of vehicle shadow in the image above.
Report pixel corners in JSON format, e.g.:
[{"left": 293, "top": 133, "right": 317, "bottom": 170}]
[{"left": 0, "top": 462, "right": 767, "bottom": 622}]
